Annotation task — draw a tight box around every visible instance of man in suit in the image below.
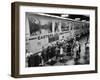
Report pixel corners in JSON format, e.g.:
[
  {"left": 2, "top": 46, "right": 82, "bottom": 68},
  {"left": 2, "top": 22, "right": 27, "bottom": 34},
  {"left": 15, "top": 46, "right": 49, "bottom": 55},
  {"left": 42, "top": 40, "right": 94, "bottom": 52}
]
[
  {"left": 33, "top": 52, "right": 43, "bottom": 67},
  {"left": 41, "top": 46, "right": 47, "bottom": 64},
  {"left": 55, "top": 46, "right": 60, "bottom": 60}
]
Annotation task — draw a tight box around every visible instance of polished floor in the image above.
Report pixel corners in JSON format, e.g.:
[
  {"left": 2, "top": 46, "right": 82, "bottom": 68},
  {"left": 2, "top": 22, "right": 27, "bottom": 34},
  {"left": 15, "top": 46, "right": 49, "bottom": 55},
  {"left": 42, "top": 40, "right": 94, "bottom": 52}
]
[{"left": 45, "top": 35, "right": 90, "bottom": 66}]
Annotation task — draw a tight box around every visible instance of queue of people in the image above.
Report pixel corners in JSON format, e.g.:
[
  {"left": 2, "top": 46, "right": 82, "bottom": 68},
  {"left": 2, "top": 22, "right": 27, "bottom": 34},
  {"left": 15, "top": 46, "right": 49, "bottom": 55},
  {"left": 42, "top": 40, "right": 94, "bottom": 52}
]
[{"left": 26, "top": 37, "right": 82, "bottom": 67}]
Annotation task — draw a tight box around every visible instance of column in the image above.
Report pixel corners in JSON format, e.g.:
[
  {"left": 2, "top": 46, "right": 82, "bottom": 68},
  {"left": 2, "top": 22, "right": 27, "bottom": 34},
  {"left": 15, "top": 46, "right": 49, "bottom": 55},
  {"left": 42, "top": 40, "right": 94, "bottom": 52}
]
[
  {"left": 58, "top": 20, "right": 62, "bottom": 33},
  {"left": 52, "top": 20, "right": 55, "bottom": 35}
]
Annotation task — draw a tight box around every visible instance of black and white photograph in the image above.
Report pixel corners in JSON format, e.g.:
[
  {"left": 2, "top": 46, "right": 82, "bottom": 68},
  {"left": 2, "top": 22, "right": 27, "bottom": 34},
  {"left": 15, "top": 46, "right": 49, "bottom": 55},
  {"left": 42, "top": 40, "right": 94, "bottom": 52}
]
[{"left": 25, "top": 12, "right": 90, "bottom": 67}]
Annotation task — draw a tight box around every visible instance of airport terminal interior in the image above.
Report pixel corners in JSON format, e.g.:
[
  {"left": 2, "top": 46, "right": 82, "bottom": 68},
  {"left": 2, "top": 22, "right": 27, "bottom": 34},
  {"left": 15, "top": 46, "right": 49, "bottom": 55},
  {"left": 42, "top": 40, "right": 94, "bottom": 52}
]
[{"left": 25, "top": 13, "right": 90, "bottom": 67}]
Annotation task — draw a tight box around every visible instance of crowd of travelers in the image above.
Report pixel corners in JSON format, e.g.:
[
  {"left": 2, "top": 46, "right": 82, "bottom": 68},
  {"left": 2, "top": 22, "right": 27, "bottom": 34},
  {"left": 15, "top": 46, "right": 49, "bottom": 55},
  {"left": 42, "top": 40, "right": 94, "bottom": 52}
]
[{"left": 26, "top": 35, "right": 86, "bottom": 67}]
